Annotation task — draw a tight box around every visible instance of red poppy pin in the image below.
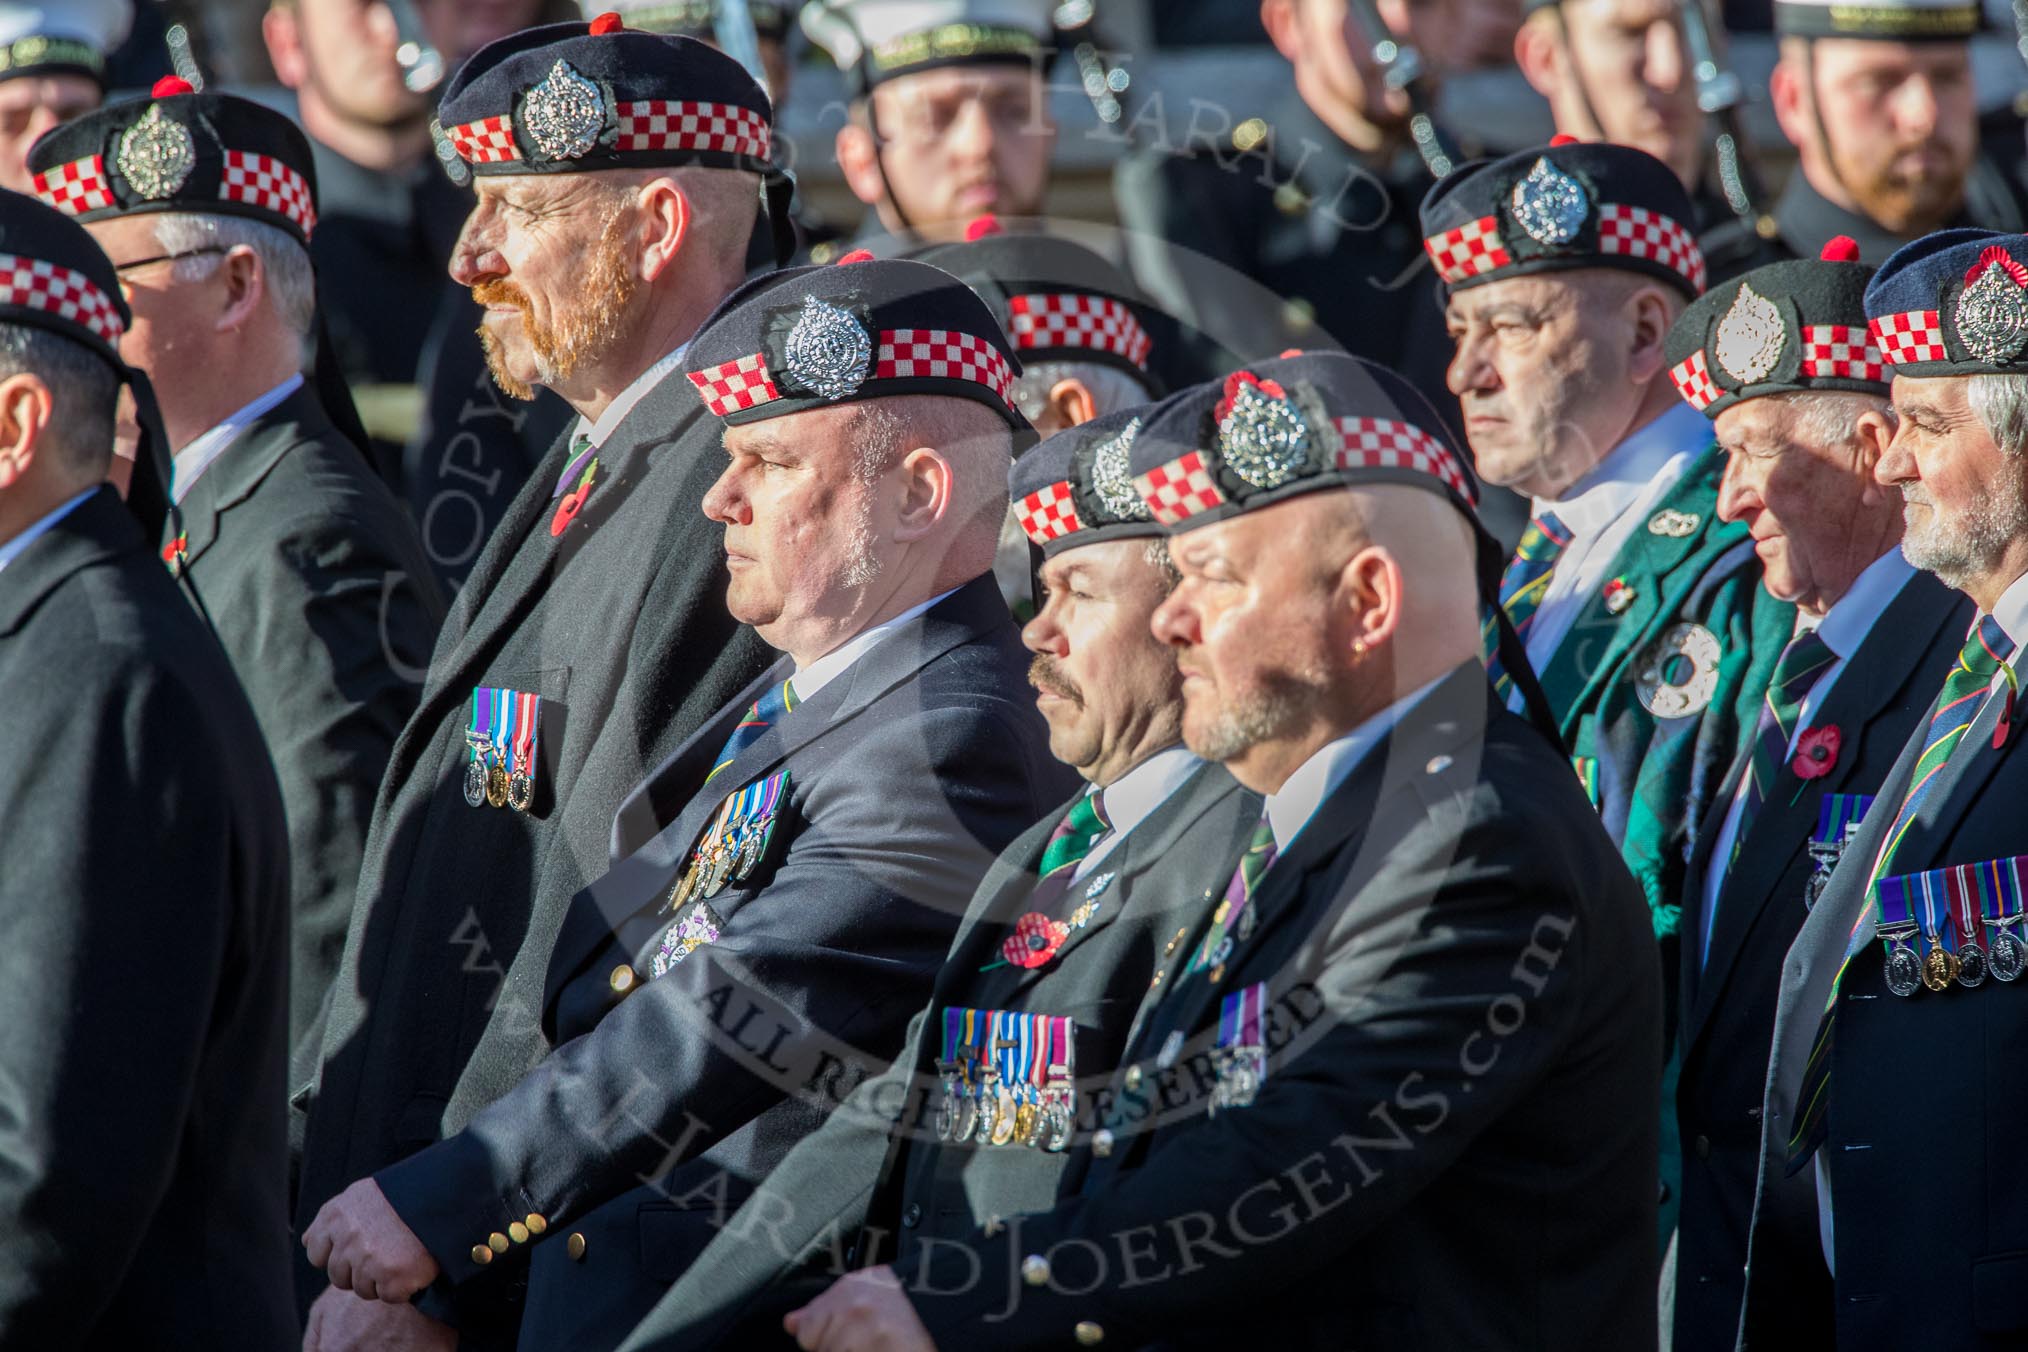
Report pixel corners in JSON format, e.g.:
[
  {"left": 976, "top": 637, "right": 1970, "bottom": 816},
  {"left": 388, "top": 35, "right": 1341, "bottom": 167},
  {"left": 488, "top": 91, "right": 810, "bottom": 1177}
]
[
  {"left": 550, "top": 460, "right": 599, "bottom": 537},
  {"left": 1002, "top": 911, "right": 1069, "bottom": 969},
  {"left": 161, "top": 533, "right": 188, "bottom": 574},
  {"left": 1792, "top": 724, "right": 1840, "bottom": 780}
]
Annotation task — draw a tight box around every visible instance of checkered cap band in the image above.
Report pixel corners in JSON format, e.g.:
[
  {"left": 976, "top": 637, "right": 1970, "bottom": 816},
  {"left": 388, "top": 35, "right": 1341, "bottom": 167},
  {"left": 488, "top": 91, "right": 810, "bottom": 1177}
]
[
  {"left": 1006, "top": 293, "right": 1152, "bottom": 370},
  {"left": 0, "top": 253, "right": 123, "bottom": 344},
  {"left": 687, "top": 351, "right": 781, "bottom": 415},
  {"left": 1132, "top": 450, "right": 1227, "bottom": 525},
  {"left": 1670, "top": 349, "right": 1720, "bottom": 411},
  {"left": 30, "top": 155, "right": 116, "bottom": 216},
  {"left": 1597, "top": 204, "right": 1706, "bottom": 293},
  {"left": 1800, "top": 324, "right": 1888, "bottom": 382},
  {"left": 615, "top": 100, "right": 770, "bottom": 158},
  {"left": 1330, "top": 417, "right": 1477, "bottom": 504},
  {"left": 1016, "top": 479, "right": 1083, "bottom": 544},
  {"left": 874, "top": 329, "right": 1017, "bottom": 413},
  {"left": 1869, "top": 310, "right": 1947, "bottom": 365},
  {"left": 221, "top": 150, "right": 317, "bottom": 236},
  {"left": 448, "top": 114, "right": 521, "bottom": 164},
  {"left": 1423, "top": 214, "right": 1513, "bottom": 284}
]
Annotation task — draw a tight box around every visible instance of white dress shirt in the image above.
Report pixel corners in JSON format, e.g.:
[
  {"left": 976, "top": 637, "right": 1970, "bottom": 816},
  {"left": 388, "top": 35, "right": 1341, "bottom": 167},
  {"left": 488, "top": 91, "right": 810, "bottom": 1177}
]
[
  {"left": 569, "top": 342, "right": 691, "bottom": 452},
  {"left": 1699, "top": 549, "right": 1916, "bottom": 966},
  {"left": 1265, "top": 673, "right": 1450, "bottom": 853},
  {"left": 170, "top": 373, "right": 303, "bottom": 503},
  {"left": 789, "top": 587, "right": 959, "bottom": 702},
  {"left": 0, "top": 488, "right": 94, "bottom": 575},
  {"left": 1074, "top": 745, "right": 1204, "bottom": 881},
  {"left": 1520, "top": 401, "right": 1711, "bottom": 685}
]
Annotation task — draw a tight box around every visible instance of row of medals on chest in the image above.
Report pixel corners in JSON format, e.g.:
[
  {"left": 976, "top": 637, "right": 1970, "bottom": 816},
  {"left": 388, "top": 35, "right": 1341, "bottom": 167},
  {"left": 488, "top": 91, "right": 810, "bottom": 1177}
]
[
  {"left": 463, "top": 732, "right": 533, "bottom": 813},
  {"left": 935, "top": 1045, "right": 1074, "bottom": 1153}
]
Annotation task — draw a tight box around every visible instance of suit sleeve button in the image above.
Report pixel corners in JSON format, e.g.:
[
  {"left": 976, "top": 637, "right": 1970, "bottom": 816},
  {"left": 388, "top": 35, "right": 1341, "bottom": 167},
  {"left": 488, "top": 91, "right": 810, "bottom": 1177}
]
[
  {"left": 901, "top": 1202, "right": 922, "bottom": 1228},
  {"left": 508, "top": 1222, "right": 529, "bottom": 1244},
  {"left": 567, "top": 1232, "right": 588, "bottom": 1261},
  {"left": 1075, "top": 1321, "right": 1105, "bottom": 1345},
  {"left": 610, "top": 964, "right": 637, "bottom": 994},
  {"left": 526, "top": 1213, "right": 548, "bottom": 1235},
  {"left": 488, "top": 1232, "right": 510, "bottom": 1253},
  {"left": 471, "top": 1244, "right": 494, "bottom": 1266},
  {"left": 1021, "top": 1255, "right": 1050, "bottom": 1286}
]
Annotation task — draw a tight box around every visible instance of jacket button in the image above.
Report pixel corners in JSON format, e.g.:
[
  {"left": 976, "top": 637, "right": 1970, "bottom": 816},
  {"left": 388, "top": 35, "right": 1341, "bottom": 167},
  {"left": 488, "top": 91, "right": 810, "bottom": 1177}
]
[
  {"left": 1694, "top": 1135, "right": 1712, "bottom": 1160},
  {"left": 1092, "top": 1129, "right": 1114, "bottom": 1157},
  {"left": 610, "top": 964, "right": 637, "bottom": 995},
  {"left": 901, "top": 1202, "right": 922, "bottom": 1228},
  {"left": 508, "top": 1222, "right": 529, "bottom": 1244},
  {"left": 470, "top": 1244, "right": 494, "bottom": 1266},
  {"left": 1075, "top": 1321, "right": 1105, "bottom": 1346},
  {"left": 1123, "top": 1066, "right": 1142, "bottom": 1091},
  {"left": 526, "top": 1213, "right": 548, "bottom": 1235},
  {"left": 1021, "top": 1255, "right": 1050, "bottom": 1286},
  {"left": 567, "top": 1232, "right": 587, "bottom": 1261},
  {"left": 488, "top": 1232, "right": 510, "bottom": 1253}
]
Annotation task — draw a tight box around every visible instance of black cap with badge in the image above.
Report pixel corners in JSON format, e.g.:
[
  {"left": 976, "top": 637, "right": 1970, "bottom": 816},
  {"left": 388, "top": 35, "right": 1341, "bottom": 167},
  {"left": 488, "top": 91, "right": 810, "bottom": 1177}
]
[
  {"left": 1667, "top": 235, "right": 1888, "bottom": 420},
  {"left": 1010, "top": 401, "right": 1175, "bottom": 558},
  {"left": 1419, "top": 137, "right": 1707, "bottom": 300}
]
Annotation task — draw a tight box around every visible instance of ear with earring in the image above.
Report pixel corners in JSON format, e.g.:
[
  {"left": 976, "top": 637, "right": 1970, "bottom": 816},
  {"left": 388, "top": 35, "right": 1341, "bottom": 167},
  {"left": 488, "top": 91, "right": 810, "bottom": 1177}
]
[{"left": 1351, "top": 637, "right": 1368, "bottom": 657}]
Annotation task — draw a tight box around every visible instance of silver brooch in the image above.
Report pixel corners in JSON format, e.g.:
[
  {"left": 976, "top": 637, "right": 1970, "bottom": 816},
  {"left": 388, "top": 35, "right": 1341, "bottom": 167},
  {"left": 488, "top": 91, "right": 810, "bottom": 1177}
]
[
  {"left": 1712, "top": 282, "right": 1786, "bottom": 384},
  {"left": 1089, "top": 417, "right": 1149, "bottom": 521},
  {"left": 522, "top": 59, "right": 606, "bottom": 161},
  {"left": 1635, "top": 622, "right": 1722, "bottom": 719},
  {"left": 1647, "top": 508, "right": 1700, "bottom": 537},
  {"left": 784, "top": 296, "right": 872, "bottom": 400},
  {"left": 117, "top": 104, "right": 195, "bottom": 201},
  {"left": 1218, "top": 378, "right": 1312, "bottom": 490},
  {"left": 1956, "top": 259, "right": 2028, "bottom": 364},
  {"left": 1509, "top": 157, "right": 1589, "bottom": 246}
]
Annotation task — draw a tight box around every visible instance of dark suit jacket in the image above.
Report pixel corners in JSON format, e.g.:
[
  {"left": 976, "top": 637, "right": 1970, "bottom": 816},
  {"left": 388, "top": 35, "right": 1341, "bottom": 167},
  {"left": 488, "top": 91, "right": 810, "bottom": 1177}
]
[
  {"left": 371, "top": 574, "right": 1078, "bottom": 1345},
  {"left": 607, "top": 758, "right": 1260, "bottom": 1352},
  {"left": 298, "top": 364, "right": 777, "bottom": 1273},
  {"left": 0, "top": 488, "right": 294, "bottom": 1349},
  {"left": 1673, "top": 569, "right": 1968, "bottom": 1352},
  {"left": 887, "top": 665, "right": 1663, "bottom": 1351},
  {"left": 168, "top": 385, "right": 444, "bottom": 1067},
  {"left": 1745, "top": 593, "right": 2028, "bottom": 1351}
]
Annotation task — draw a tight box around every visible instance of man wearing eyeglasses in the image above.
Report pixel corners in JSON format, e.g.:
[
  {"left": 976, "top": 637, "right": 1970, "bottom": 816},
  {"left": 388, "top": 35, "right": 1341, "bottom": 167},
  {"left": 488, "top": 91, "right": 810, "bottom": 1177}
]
[{"left": 28, "top": 81, "right": 445, "bottom": 1093}]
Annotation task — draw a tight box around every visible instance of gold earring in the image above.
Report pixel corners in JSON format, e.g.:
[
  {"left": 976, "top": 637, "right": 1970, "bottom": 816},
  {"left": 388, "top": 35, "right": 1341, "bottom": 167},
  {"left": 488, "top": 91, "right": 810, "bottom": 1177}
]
[{"left": 1351, "top": 638, "right": 1368, "bottom": 657}]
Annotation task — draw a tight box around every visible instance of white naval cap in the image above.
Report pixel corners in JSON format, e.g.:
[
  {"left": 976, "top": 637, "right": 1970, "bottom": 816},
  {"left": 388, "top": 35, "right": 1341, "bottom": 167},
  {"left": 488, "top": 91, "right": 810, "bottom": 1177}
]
[{"left": 800, "top": 0, "right": 1057, "bottom": 90}]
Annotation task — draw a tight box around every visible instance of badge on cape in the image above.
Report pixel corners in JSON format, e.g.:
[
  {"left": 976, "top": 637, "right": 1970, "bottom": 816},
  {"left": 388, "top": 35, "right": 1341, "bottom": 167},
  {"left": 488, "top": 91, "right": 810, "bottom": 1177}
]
[
  {"left": 1216, "top": 372, "right": 1314, "bottom": 490},
  {"left": 1647, "top": 508, "right": 1700, "bottom": 538},
  {"left": 784, "top": 296, "right": 872, "bottom": 400},
  {"left": 1955, "top": 245, "right": 2028, "bottom": 364},
  {"left": 1089, "top": 418, "right": 1149, "bottom": 521},
  {"left": 521, "top": 59, "right": 607, "bottom": 161},
  {"left": 1712, "top": 282, "right": 1785, "bottom": 384},
  {"left": 1634, "top": 621, "right": 1722, "bottom": 719},
  {"left": 118, "top": 104, "right": 196, "bottom": 200},
  {"left": 1510, "top": 157, "right": 1589, "bottom": 246}
]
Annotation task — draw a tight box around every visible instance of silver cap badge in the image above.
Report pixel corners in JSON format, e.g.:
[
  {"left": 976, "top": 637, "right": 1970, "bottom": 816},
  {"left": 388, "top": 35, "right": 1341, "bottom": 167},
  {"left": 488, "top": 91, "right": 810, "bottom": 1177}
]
[
  {"left": 522, "top": 59, "right": 606, "bottom": 161},
  {"left": 1956, "top": 255, "right": 2028, "bottom": 364},
  {"left": 1218, "top": 377, "right": 1312, "bottom": 490},
  {"left": 1510, "top": 157, "right": 1589, "bottom": 247},
  {"left": 1090, "top": 417, "right": 1150, "bottom": 521},
  {"left": 117, "top": 104, "right": 196, "bottom": 201},
  {"left": 784, "top": 296, "right": 872, "bottom": 400},
  {"left": 1712, "top": 282, "right": 1786, "bottom": 384}
]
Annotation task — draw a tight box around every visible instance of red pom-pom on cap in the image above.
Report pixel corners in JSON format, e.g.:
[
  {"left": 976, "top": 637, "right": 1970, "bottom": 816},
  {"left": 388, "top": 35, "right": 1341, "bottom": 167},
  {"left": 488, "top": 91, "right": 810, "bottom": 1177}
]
[
  {"left": 1819, "top": 235, "right": 1861, "bottom": 263},
  {"left": 151, "top": 75, "right": 194, "bottom": 98},
  {"left": 836, "top": 249, "right": 875, "bottom": 265},
  {"left": 589, "top": 11, "right": 625, "bottom": 34},
  {"left": 1549, "top": 133, "right": 1581, "bottom": 147},
  {"left": 964, "top": 214, "right": 1003, "bottom": 242}
]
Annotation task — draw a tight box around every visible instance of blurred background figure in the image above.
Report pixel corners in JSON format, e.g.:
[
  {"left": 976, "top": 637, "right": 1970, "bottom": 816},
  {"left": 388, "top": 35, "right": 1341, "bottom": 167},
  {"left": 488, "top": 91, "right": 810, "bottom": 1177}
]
[{"left": 0, "top": 0, "right": 128, "bottom": 192}]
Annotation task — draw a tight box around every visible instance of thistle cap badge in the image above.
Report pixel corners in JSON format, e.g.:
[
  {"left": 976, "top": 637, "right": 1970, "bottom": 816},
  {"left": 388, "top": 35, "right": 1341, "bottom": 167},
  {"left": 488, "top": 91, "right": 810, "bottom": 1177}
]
[
  {"left": 117, "top": 104, "right": 196, "bottom": 200},
  {"left": 1510, "top": 156, "right": 1589, "bottom": 246}
]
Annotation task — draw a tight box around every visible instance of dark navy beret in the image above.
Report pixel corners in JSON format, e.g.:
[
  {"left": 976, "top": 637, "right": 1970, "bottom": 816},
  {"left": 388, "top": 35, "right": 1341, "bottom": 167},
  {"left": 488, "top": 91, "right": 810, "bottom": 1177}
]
[{"left": 1866, "top": 228, "right": 2028, "bottom": 378}]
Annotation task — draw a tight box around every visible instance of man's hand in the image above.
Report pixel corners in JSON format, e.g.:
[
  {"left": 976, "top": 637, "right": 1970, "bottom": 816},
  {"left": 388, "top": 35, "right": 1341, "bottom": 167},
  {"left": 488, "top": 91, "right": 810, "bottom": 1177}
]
[
  {"left": 303, "top": 1285, "right": 457, "bottom": 1352},
  {"left": 784, "top": 1266, "right": 936, "bottom": 1352},
  {"left": 302, "top": 1177, "right": 441, "bottom": 1302}
]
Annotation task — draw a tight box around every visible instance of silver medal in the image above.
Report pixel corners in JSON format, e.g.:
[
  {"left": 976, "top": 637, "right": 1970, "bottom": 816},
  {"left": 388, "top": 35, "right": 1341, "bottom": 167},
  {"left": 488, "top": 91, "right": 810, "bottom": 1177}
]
[
  {"left": 784, "top": 297, "right": 872, "bottom": 400},
  {"left": 522, "top": 59, "right": 606, "bottom": 160},
  {"left": 1509, "top": 156, "right": 1589, "bottom": 245},
  {"left": 1991, "top": 928, "right": 2026, "bottom": 982},
  {"left": 117, "top": 104, "right": 196, "bottom": 200},
  {"left": 1957, "top": 940, "right": 1989, "bottom": 989},
  {"left": 1883, "top": 938, "right": 1922, "bottom": 997},
  {"left": 463, "top": 755, "right": 489, "bottom": 808},
  {"left": 1043, "top": 1098, "right": 1072, "bottom": 1153},
  {"left": 1218, "top": 378, "right": 1313, "bottom": 489}
]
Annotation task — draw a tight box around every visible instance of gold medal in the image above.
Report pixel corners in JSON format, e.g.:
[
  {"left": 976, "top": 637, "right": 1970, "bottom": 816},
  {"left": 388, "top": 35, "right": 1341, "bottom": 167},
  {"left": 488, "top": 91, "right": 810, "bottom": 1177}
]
[
  {"left": 486, "top": 763, "right": 510, "bottom": 808},
  {"left": 1922, "top": 944, "right": 1959, "bottom": 993},
  {"left": 990, "top": 1086, "right": 1018, "bottom": 1146},
  {"left": 1012, "top": 1100, "right": 1039, "bottom": 1146}
]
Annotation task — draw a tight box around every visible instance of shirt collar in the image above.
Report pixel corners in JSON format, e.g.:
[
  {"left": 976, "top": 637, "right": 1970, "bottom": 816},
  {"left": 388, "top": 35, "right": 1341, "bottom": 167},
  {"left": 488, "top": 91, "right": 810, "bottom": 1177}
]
[
  {"left": 574, "top": 342, "right": 690, "bottom": 451},
  {"left": 1091, "top": 745, "right": 1202, "bottom": 840},
  {"left": 1811, "top": 548, "right": 1916, "bottom": 659},
  {"left": 172, "top": 374, "right": 304, "bottom": 504},
  {"left": 1263, "top": 671, "right": 1451, "bottom": 852},
  {"left": 1538, "top": 401, "right": 1709, "bottom": 533},
  {"left": 1985, "top": 566, "right": 2028, "bottom": 653},
  {"left": 790, "top": 586, "right": 959, "bottom": 702},
  {"left": 0, "top": 488, "right": 95, "bottom": 574}
]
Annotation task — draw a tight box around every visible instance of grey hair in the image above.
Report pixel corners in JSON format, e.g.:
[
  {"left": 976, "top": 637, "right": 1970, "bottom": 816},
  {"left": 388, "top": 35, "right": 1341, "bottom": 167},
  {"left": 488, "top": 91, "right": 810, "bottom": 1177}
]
[
  {"left": 150, "top": 213, "right": 315, "bottom": 363},
  {"left": 1141, "top": 535, "right": 1179, "bottom": 586},
  {"left": 1967, "top": 373, "right": 2028, "bottom": 458},
  {"left": 0, "top": 322, "right": 117, "bottom": 479},
  {"left": 1783, "top": 390, "right": 1896, "bottom": 450},
  {"left": 1010, "top": 359, "right": 1153, "bottom": 423}
]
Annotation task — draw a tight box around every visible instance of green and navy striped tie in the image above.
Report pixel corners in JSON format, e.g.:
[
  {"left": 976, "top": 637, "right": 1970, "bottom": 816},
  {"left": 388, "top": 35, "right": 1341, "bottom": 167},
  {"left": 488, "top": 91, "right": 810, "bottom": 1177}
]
[
  {"left": 1724, "top": 627, "right": 1838, "bottom": 876},
  {"left": 1486, "top": 512, "right": 1573, "bottom": 699}
]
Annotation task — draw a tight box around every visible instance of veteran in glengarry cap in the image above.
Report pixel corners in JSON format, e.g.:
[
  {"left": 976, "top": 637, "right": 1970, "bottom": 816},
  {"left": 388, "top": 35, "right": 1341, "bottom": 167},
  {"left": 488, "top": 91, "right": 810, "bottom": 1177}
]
[
  {"left": 302, "top": 256, "right": 1077, "bottom": 1352},
  {"left": 763, "top": 351, "right": 1661, "bottom": 1352},
  {"left": 295, "top": 15, "right": 784, "bottom": 1346},
  {"left": 1662, "top": 237, "right": 1973, "bottom": 1351},
  {"left": 610, "top": 403, "right": 1262, "bottom": 1351},
  {"left": 26, "top": 76, "right": 447, "bottom": 1083},
  {"left": 1741, "top": 227, "right": 2028, "bottom": 1350}
]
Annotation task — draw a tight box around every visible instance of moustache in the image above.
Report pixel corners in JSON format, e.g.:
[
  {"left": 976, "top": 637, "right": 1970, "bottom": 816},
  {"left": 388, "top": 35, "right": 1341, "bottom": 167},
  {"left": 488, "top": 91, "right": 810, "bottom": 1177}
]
[
  {"left": 1901, "top": 483, "right": 1933, "bottom": 507},
  {"left": 1028, "top": 655, "right": 1083, "bottom": 707},
  {"left": 471, "top": 279, "right": 531, "bottom": 313}
]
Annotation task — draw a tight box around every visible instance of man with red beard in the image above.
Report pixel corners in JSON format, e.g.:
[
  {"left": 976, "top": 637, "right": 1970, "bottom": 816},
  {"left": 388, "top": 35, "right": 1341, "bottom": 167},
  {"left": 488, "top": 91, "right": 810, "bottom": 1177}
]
[
  {"left": 1763, "top": 0, "right": 2028, "bottom": 263},
  {"left": 294, "top": 16, "right": 777, "bottom": 1348}
]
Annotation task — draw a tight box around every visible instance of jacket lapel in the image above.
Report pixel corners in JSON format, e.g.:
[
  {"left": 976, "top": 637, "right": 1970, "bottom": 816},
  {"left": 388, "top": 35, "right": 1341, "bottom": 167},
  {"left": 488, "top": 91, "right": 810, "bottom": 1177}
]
[
  {"left": 170, "top": 387, "right": 335, "bottom": 566},
  {"left": 1686, "top": 574, "right": 1963, "bottom": 1044},
  {"left": 0, "top": 488, "right": 133, "bottom": 637}
]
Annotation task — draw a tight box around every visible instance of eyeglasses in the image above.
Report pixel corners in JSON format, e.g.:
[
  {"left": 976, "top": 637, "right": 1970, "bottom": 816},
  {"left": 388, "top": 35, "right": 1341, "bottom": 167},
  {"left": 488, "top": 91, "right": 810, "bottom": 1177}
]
[{"left": 112, "top": 246, "right": 228, "bottom": 275}]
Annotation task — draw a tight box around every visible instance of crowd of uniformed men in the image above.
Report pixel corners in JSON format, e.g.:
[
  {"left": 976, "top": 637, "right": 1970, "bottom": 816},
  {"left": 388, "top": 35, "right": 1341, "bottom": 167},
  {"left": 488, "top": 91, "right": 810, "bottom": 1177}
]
[{"left": 5, "top": 0, "right": 2028, "bottom": 1347}]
